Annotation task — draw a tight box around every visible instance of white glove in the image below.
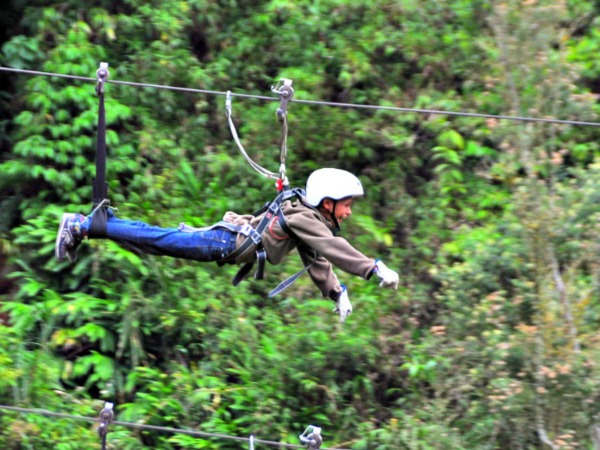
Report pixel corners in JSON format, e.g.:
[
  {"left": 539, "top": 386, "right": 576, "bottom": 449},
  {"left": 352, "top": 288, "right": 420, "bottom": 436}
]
[
  {"left": 333, "top": 286, "right": 352, "bottom": 323},
  {"left": 374, "top": 260, "right": 399, "bottom": 289}
]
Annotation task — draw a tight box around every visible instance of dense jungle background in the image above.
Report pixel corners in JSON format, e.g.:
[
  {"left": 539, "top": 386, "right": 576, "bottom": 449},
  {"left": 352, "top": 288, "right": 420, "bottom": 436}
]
[{"left": 1, "top": 0, "right": 600, "bottom": 449}]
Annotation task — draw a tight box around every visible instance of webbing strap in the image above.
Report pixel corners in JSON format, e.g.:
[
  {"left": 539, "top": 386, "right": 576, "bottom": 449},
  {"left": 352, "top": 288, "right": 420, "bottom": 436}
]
[
  {"left": 89, "top": 63, "right": 110, "bottom": 238},
  {"left": 178, "top": 221, "right": 259, "bottom": 241},
  {"left": 219, "top": 189, "right": 290, "bottom": 265},
  {"left": 232, "top": 261, "right": 255, "bottom": 286},
  {"left": 220, "top": 188, "right": 312, "bottom": 289},
  {"left": 254, "top": 249, "right": 267, "bottom": 279},
  {"left": 268, "top": 259, "right": 314, "bottom": 297},
  {"left": 231, "top": 249, "right": 267, "bottom": 286},
  {"left": 92, "top": 90, "right": 107, "bottom": 206},
  {"left": 92, "top": 63, "right": 109, "bottom": 207},
  {"left": 276, "top": 208, "right": 299, "bottom": 241},
  {"left": 226, "top": 201, "right": 278, "bottom": 284}
]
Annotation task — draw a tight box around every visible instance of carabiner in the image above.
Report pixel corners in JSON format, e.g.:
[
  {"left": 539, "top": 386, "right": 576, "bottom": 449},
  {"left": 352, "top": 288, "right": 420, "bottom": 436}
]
[{"left": 271, "top": 78, "right": 294, "bottom": 121}]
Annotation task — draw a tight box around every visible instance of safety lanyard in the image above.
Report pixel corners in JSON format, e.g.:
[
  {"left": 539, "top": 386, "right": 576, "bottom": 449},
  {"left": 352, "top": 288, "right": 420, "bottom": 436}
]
[
  {"left": 88, "top": 62, "right": 111, "bottom": 238},
  {"left": 93, "top": 62, "right": 109, "bottom": 207},
  {"left": 225, "top": 78, "right": 294, "bottom": 192}
]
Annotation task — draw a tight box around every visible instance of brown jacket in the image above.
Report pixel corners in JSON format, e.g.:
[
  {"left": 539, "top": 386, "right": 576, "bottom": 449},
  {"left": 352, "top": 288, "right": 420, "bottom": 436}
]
[{"left": 223, "top": 197, "right": 375, "bottom": 300}]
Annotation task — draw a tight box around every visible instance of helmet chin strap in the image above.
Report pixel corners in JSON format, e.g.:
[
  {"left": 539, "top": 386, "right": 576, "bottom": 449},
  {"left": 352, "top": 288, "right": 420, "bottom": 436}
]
[
  {"left": 319, "top": 199, "right": 341, "bottom": 234},
  {"left": 330, "top": 200, "right": 341, "bottom": 234}
]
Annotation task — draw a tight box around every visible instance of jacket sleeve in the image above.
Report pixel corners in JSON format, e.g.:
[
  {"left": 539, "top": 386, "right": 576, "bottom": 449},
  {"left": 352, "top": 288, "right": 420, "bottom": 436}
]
[
  {"left": 289, "top": 210, "right": 376, "bottom": 280},
  {"left": 298, "top": 248, "right": 343, "bottom": 301}
]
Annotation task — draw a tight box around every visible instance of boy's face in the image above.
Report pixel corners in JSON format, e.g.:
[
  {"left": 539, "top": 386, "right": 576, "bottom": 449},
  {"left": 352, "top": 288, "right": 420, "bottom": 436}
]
[{"left": 321, "top": 197, "right": 354, "bottom": 224}]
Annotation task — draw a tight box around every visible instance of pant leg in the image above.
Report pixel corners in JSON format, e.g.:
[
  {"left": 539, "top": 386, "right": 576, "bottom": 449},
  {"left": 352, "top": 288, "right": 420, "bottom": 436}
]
[{"left": 82, "top": 211, "right": 237, "bottom": 262}]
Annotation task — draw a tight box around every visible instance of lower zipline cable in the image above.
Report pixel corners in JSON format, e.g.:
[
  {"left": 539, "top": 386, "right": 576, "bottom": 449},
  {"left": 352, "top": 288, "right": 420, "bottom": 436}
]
[{"left": 0, "top": 404, "right": 349, "bottom": 449}]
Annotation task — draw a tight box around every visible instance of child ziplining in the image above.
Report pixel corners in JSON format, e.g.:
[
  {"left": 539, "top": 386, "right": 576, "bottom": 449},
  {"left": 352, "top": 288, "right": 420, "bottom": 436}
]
[
  {"left": 55, "top": 168, "right": 399, "bottom": 322},
  {"left": 56, "top": 68, "right": 398, "bottom": 322}
]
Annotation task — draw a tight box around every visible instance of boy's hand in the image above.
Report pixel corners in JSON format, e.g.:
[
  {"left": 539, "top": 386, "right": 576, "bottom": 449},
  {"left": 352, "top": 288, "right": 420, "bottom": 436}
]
[
  {"left": 333, "top": 286, "right": 352, "bottom": 323},
  {"left": 374, "top": 260, "right": 399, "bottom": 289}
]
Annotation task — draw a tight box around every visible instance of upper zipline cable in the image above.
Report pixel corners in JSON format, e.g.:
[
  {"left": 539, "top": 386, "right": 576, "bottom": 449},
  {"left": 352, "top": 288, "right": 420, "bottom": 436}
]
[
  {"left": 2, "top": 65, "right": 600, "bottom": 127},
  {"left": 0, "top": 404, "right": 350, "bottom": 449}
]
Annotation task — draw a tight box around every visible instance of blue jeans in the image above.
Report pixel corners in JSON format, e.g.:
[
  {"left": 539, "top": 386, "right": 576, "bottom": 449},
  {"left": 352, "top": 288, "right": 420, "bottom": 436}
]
[{"left": 83, "top": 210, "right": 237, "bottom": 262}]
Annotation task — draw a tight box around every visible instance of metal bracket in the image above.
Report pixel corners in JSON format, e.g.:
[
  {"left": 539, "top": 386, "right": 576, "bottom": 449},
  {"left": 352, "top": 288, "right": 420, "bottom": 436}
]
[
  {"left": 299, "top": 425, "right": 322, "bottom": 449},
  {"left": 97, "top": 401, "right": 114, "bottom": 450},
  {"left": 225, "top": 90, "right": 232, "bottom": 117},
  {"left": 95, "top": 62, "right": 109, "bottom": 96}
]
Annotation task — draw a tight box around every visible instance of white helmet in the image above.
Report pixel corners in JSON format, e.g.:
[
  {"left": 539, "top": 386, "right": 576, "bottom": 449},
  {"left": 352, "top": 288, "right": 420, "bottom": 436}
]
[{"left": 305, "top": 168, "right": 364, "bottom": 207}]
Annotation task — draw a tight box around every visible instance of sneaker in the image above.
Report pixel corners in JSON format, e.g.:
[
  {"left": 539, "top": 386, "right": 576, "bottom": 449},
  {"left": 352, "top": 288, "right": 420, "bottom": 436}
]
[{"left": 55, "top": 213, "right": 86, "bottom": 262}]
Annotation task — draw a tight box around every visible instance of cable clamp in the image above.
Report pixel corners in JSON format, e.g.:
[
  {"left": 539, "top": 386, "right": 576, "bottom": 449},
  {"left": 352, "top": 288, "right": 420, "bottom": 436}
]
[
  {"left": 97, "top": 401, "right": 114, "bottom": 450},
  {"left": 299, "top": 425, "right": 322, "bottom": 449},
  {"left": 225, "top": 90, "right": 232, "bottom": 117},
  {"left": 95, "top": 62, "right": 109, "bottom": 96}
]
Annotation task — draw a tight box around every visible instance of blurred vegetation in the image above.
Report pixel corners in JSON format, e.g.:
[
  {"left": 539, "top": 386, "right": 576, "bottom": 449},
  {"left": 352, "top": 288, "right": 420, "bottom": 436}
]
[{"left": 0, "top": 0, "right": 599, "bottom": 448}]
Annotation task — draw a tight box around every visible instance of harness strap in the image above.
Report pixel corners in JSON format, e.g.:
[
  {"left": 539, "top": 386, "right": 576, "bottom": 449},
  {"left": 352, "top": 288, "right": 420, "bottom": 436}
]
[
  {"left": 276, "top": 208, "right": 299, "bottom": 241},
  {"left": 254, "top": 249, "right": 267, "bottom": 279},
  {"left": 219, "top": 188, "right": 304, "bottom": 285},
  {"left": 181, "top": 188, "right": 320, "bottom": 294},
  {"left": 89, "top": 63, "right": 110, "bottom": 238},
  {"left": 225, "top": 204, "right": 280, "bottom": 283},
  {"left": 219, "top": 189, "right": 296, "bottom": 264},
  {"left": 93, "top": 87, "right": 107, "bottom": 205},
  {"left": 232, "top": 261, "right": 255, "bottom": 286},
  {"left": 88, "top": 203, "right": 108, "bottom": 238},
  {"left": 268, "top": 256, "right": 315, "bottom": 297},
  {"left": 178, "top": 221, "right": 266, "bottom": 281},
  {"left": 178, "top": 221, "right": 260, "bottom": 242},
  {"left": 219, "top": 203, "right": 279, "bottom": 266}
]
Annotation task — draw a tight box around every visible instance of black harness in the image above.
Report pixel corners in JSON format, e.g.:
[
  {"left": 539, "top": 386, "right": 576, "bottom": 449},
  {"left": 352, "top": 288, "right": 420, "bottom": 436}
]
[
  {"left": 217, "top": 187, "right": 312, "bottom": 290},
  {"left": 179, "top": 187, "right": 318, "bottom": 296}
]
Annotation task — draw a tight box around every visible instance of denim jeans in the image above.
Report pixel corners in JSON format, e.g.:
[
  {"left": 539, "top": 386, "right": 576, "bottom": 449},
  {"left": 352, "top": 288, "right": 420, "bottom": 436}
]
[{"left": 83, "top": 210, "right": 237, "bottom": 262}]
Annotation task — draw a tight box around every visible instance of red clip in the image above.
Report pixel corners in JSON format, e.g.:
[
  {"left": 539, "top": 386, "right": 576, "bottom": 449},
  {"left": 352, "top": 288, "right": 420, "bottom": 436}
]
[{"left": 276, "top": 179, "right": 284, "bottom": 191}]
